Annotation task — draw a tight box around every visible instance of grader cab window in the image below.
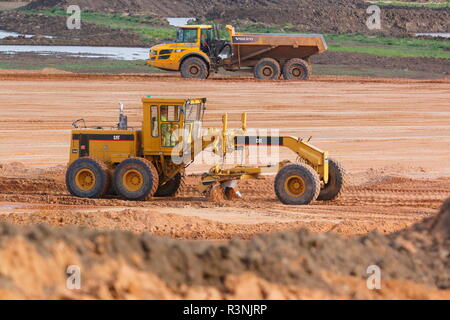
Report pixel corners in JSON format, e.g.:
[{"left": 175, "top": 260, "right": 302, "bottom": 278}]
[
  {"left": 151, "top": 105, "right": 158, "bottom": 137},
  {"left": 176, "top": 28, "right": 198, "bottom": 43},
  {"left": 160, "top": 105, "right": 180, "bottom": 147},
  {"left": 160, "top": 105, "right": 180, "bottom": 122},
  {"left": 185, "top": 103, "right": 200, "bottom": 121}
]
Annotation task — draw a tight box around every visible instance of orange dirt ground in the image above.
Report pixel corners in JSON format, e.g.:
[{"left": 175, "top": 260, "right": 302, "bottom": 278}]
[{"left": 0, "top": 73, "right": 449, "bottom": 239}]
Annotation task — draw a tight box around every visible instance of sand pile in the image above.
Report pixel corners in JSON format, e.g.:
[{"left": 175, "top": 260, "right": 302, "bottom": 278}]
[{"left": 0, "top": 197, "right": 448, "bottom": 299}]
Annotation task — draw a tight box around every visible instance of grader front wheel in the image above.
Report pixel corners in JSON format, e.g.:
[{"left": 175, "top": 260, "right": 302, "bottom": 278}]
[
  {"left": 317, "top": 159, "right": 345, "bottom": 201},
  {"left": 66, "top": 157, "right": 110, "bottom": 198},
  {"left": 113, "top": 158, "right": 159, "bottom": 201},
  {"left": 274, "top": 164, "right": 320, "bottom": 205}
]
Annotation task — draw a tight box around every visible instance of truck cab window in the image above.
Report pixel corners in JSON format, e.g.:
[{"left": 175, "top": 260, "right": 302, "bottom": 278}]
[
  {"left": 176, "top": 28, "right": 198, "bottom": 43},
  {"left": 200, "top": 29, "right": 213, "bottom": 54}
]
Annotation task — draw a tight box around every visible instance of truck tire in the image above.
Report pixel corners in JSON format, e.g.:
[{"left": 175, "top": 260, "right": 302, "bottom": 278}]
[
  {"left": 155, "top": 173, "right": 183, "bottom": 197},
  {"left": 180, "top": 57, "right": 209, "bottom": 79},
  {"left": 113, "top": 157, "right": 159, "bottom": 201},
  {"left": 282, "top": 58, "right": 311, "bottom": 80},
  {"left": 317, "top": 159, "right": 345, "bottom": 201},
  {"left": 254, "top": 58, "right": 281, "bottom": 80},
  {"left": 66, "top": 157, "right": 110, "bottom": 199},
  {"left": 274, "top": 164, "right": 320, "bottom": 205}
]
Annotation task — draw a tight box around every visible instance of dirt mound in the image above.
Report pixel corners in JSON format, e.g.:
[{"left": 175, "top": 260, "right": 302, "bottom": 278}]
[
  {"left": 208, "top": 6, "right": 449, "bottom": 36},
  {"left": 0, "top": 197, "right": 449, "bottom": 299},
  {"left": 312, "top": 51, "right": 450, "bottom": 78},
  {"left": 0, "top": 11, "right": 149, "bottom": 46},
  {"left": 24, "top": 0, "right": 360, "bottom": 15},
  {"left": 23, "top": 0, "right": 449, "bottom": 35}
]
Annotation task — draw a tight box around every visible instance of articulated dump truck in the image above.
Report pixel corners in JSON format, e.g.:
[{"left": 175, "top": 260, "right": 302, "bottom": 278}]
[
  {"left": 148, "top": 25, "right": 327, "bottom": 80},
  {"left": 66, "top": 97, "right": 344, "bottom": 205}
]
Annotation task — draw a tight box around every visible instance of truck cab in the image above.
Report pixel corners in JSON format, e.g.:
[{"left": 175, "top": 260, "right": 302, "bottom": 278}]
[
  {"left": 148, "top": 25, "right": 232, "bottom": 79},
  {"left": 148, "top": 25, "right": 214, "bottom": 72}
]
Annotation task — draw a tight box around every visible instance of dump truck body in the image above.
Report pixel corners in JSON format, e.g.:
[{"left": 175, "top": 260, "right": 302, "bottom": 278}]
[
  {"left": 225, "top": 26, "right": 327, "bottom": 69},
  {"left": 148, "top": 25, "right": 327, "bottom": 80}
]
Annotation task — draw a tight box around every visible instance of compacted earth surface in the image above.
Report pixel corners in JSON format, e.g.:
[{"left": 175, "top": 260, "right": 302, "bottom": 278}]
[{"left": 0, "top": 72, "right": 448, "bottom": 299}]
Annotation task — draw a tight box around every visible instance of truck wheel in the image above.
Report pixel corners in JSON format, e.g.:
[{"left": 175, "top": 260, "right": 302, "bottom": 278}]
[
  {"left": 274, "top": 164, "right": 320, "bottom": 205},
  {"left": 180, "top": 57, "right": 209, "bottom": 79},
  {"left": 113, "top": 158, "right": 159, "bottom": 201},
  {"left": 155, "top": 173, "right": 183, "bottom": 197},
  {"left": 282, "top": 58, "right": 310, "bottom": 80},
  {"left": 254, "top": 58, "right": 281, "bottom": 80},
  {"left": 66, "top": 157, "right": 110, "bottom": 198},
  {"left": 317, "top": 159, "right": 345, "bottom": 201}
]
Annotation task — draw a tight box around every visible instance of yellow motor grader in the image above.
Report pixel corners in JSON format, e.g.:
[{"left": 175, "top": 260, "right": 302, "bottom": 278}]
[{"left": 66, "top": 97, "right": 344, "bottom": 205}]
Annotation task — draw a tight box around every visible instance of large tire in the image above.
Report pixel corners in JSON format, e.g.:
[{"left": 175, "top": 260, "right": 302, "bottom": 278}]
[
  {"left": 282, "top": 58, "right": 311, "bottom": 80},
  {"left": 180, "top": 56, "right": 209, "bottom": 79},
  {"left": 254, "top": 58, "right": 281, "bottom": 80},
  {"left": 66, "top": 157, "right": 110, "bottom": 199},
  {"left": 155, "top": 173, "right": 183, "bottom": 197},
  {"left": 274, "top": 164, "right": 320, "bottom": 205},
  {"left": 317, "top": 159, "right": 345, "bottom": 201},
  {"left": 113, "top": 158, "right": 159, "bottom": 201}
]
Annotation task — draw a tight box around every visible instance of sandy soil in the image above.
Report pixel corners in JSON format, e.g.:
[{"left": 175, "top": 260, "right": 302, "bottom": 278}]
[
  {"left": 0, "top": 73, "right": 449, "bottom": 240},
  {"left": 0, "top": 199, "right": 449, "bottom": 299}
]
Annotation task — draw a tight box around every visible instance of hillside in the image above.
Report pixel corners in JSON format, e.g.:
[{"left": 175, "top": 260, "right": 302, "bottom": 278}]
[{"left": 23, "top": 0, "right": 449, "bottom": 35}]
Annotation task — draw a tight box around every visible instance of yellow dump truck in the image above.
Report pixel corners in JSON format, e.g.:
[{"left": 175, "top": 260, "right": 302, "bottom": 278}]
[{"left": 148, "top": 25, "right": 327, "bottom": 80}]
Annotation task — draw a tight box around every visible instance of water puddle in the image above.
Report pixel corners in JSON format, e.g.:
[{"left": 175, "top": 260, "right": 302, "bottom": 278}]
[
  {"left": 167, "top": 17, "right": 196, "bottom": 27},
  {"left": 0, "top": 30, "right": 53, "bottom": 39},
  {"left": 0, "top": 45, "right": 149, "bottom": 60},
  {"left": 415, "top": 33, "right": 450, "bottom": 38},
  {"left": 0, "top": 204, "right": 26, "bottom": 210}
]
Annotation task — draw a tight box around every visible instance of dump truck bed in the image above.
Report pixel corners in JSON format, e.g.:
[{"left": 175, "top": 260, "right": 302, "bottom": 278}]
[
  {"left": 231, "top": 32, "right": 327, "bottom": 54},
  {"left": 224, "top": 26, "right": 327, "bottom": 72}
]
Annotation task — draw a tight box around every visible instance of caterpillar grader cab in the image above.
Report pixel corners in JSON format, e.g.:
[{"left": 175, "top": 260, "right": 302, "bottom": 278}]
[
  {"left": 66, "top": 97, "right": 344, "bottom": 205},
  {"left": 147, "top": 25, "right": 327, "bottom": 81}
]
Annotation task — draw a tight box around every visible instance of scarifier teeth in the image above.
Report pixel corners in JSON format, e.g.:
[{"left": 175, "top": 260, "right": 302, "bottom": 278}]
[
  {"left": 224, "top": 187, "right": 242, "bottom": 200},
  {"left": 206, "top": 184, "right": 225, "bottom": 202}
]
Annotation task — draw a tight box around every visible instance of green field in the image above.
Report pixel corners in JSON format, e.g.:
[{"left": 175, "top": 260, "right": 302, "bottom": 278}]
[
  {"left": 17, "top": 8, "right": 450, "bottom": 60},
  {"left": 375, "top": 1, "right": 449, "bottom": 9},
  {"left": 20, "top": 7, "right": 177, "bottom": 42},
  {"left": 235, "top": 23, "right": 450, "bottom": 59}
]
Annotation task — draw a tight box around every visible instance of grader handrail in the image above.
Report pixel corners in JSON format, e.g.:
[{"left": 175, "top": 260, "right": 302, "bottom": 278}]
[{"left": 202, "top": 112, "right": 329, "bottom": 184}]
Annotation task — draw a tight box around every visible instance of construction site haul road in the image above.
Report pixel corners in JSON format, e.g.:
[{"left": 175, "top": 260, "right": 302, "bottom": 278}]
[
  {"left": 0, "top": 72, "right": 449, "bottom": 299},
  {"left": 0, "top": 73, "right": 448, "bottom": 239}
]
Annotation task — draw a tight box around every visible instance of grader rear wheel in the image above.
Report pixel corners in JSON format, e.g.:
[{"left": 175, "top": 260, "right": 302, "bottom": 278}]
[
  {"left": 274, "top": 164, "right": 320, "bottom": 205},
  {"left": 317, "top": 159, "right": 345, "bottom": 201},
  {"left": 155, "top": 173, "right": 183, "bottom": 197},
  {"left": 66, "top": 157, "right": 110, "bottom": 198},
  {"left": 113, "top": 158, "right": 159, "bottom": 201}
]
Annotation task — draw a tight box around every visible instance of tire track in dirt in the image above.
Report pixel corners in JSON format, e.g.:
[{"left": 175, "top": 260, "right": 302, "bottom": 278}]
[{"left": 0, "top": 164, "right": 448, "bottom": 238}]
